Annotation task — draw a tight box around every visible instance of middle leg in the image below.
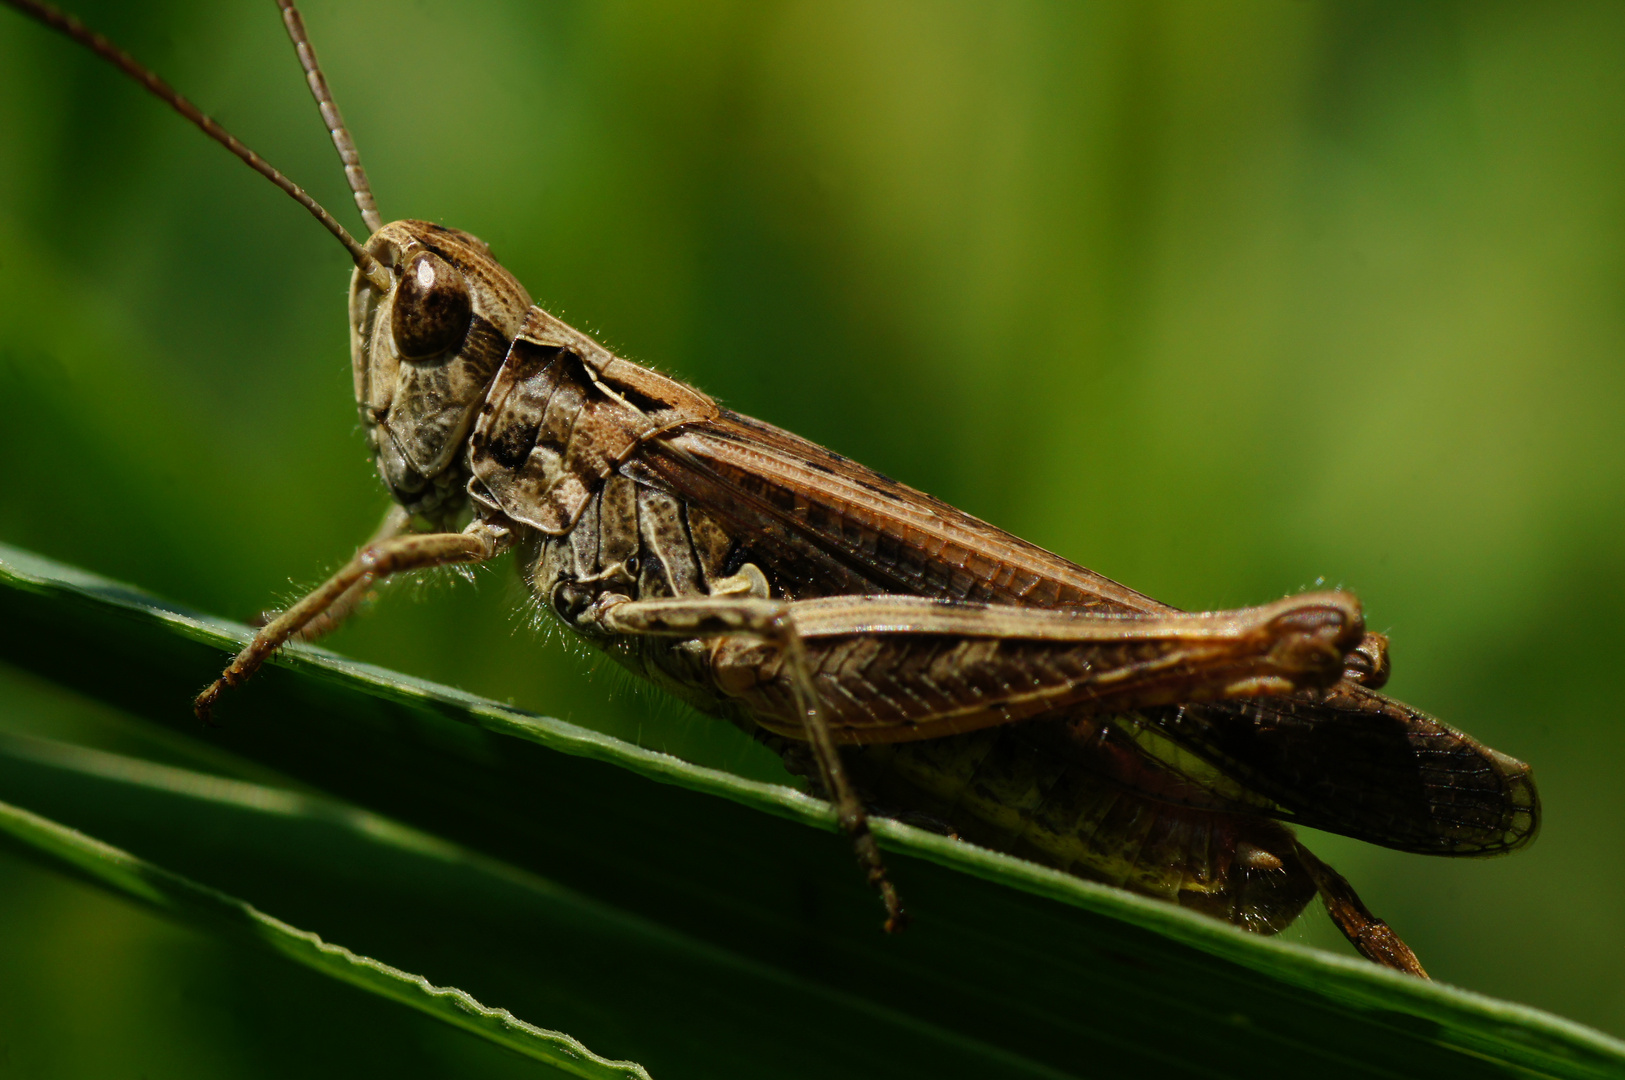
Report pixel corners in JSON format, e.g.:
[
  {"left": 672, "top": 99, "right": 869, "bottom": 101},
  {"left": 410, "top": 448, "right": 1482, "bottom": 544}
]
[{"left": 594, "top": 589, "right": 909, "bottom": 932}]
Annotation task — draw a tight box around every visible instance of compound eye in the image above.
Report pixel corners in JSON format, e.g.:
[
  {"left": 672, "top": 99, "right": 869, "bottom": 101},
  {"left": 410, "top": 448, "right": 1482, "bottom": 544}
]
[{"left": 391, "top": 250, "right": 473, "bottom": 359}]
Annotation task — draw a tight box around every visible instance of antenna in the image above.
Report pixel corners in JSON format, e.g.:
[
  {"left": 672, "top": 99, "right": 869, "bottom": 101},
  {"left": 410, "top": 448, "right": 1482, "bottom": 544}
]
[
  {"left": 276, "top": 0, "right": 382, "bottom": 234},
  {"left": 3, "top": 0, "right": 392, "bottom": 293}
]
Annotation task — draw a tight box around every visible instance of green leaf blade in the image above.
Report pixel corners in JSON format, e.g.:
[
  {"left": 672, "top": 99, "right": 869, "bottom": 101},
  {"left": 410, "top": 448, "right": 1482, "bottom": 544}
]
[
  {"left": 0, "top": 794, "right": 650, "bottom": 1080},
  {"left": 2, "top": 542, "right": 1622, "bottom": 1079}
]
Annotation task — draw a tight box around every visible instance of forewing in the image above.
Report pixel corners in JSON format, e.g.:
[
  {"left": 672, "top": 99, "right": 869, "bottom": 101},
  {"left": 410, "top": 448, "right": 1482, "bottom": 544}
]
[
  {"left": 635, "top": 408, "right": 1537, "bottom": 858},
  {"left": 638, "top": 410, "right": 1165, "bottom": 611}
]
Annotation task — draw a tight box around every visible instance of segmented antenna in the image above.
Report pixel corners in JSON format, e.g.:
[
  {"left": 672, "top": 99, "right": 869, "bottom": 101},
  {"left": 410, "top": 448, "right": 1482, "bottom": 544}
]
[
  {"left": 276, "top": 0, "right": 381, "bottom": 234},
  {"left": 3, "top": 0, "right": 391, "bottom": 292}
]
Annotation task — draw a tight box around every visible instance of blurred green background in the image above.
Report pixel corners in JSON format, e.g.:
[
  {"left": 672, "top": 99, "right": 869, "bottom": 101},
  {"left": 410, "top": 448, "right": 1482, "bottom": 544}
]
[{"left": 2, "top": 0, "right": 1624, "bottom": 1072}]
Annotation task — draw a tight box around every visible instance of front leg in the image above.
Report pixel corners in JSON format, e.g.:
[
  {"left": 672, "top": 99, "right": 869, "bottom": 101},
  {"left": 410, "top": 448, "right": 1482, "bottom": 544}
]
[
  {"left": 278, "top": 503, "right": 413, "bottom": 645},
  {"left": 195, "top": 518, "right": 511, "bottom": 723}
]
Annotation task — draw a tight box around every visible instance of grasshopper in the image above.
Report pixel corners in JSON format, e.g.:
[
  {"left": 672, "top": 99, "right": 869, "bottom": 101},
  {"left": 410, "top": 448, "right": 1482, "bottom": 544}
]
[{"left": 6, "top": 0, "right": 1539, "bottom": 977}]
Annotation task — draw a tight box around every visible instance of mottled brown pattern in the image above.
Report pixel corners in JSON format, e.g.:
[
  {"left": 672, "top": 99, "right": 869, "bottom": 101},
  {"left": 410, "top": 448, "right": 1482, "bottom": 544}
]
[
  {"left": 624, "top": 407, "right": 1537, "bottom": 862},
  {"left": 643, "top": 412, "right": 1166, "bottom": 609},
  {"left": 685, "top": 507, "right": 736, "bottom": 589},
  {"left": 460, "top": 277, "right": 1531, "bottom": 968},
  {"left": 468, "top": 307, "right": 718, "bottom": 535},
  {"left": 335, "top": 221, "right": 1530, "bottom": 971},
  {"left": 709, "top": 608, "right": 1359, "bottom": 743},
  {"left": 349, "top": 221, "right": 531, "bottom": 515},
  {"left": 598, "top": 476, "right": 639, "bottom": 572},
  {"left": 22, "top": 0, "right": 1512, "bottom": 972},
  {"left": 796, "top": 721, "right": 1321, "bottom": 935}
]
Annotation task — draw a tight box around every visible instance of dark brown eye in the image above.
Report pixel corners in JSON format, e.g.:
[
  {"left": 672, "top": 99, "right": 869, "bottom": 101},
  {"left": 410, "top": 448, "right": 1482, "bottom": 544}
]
[{"left": 391, "top": 250, "right": 473, "bottom": 359}]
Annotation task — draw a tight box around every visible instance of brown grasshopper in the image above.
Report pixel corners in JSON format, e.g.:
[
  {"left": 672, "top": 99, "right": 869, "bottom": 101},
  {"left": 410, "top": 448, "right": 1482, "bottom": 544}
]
[{"left": 8, "top": 0, "right": 1539, "bottom": 977}]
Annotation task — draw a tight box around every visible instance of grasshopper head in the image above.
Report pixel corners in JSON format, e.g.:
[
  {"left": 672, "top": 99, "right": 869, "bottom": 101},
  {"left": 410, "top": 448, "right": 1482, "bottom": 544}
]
[{"left": 349, "top": 220, "right": 532, "bottom": 519}]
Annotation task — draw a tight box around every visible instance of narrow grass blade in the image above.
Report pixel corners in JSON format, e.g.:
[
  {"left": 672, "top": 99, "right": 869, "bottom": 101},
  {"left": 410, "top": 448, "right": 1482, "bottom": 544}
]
[
  {"left": 2, "top": 542, "right": 1623, "bottom": 1079},
  {"left": 0, "top": 793, "right": 650, "bottom": 1080}
]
